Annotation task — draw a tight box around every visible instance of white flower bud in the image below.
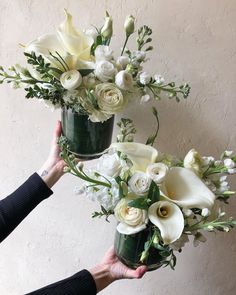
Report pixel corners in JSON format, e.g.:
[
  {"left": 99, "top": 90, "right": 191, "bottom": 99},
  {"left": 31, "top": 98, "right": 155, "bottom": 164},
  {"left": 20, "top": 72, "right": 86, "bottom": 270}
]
[
  {"left": 116, "top": 56, "right": 130, "bottom": 69},
  {"left": 182, "top": 208, "right": 193, "bottom": 217},
  {"left": 101, "top": 11, "right": 113, "bottom": 39},
  {"left": 124, "top": 15, "right": 135, "bottom": 36},
  {"left": 154, "top": 74, "right": 165, "bottom": 85}
]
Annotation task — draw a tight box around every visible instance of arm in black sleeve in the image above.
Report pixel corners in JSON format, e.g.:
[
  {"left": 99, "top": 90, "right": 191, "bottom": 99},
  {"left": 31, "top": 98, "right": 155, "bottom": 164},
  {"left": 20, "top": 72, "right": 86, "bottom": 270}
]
[
  {"left": 25, "top": 269, "right": 97, "bottom": 295},
  {"left": 0, "top": 173, "right": 53, "bottom": 242}
]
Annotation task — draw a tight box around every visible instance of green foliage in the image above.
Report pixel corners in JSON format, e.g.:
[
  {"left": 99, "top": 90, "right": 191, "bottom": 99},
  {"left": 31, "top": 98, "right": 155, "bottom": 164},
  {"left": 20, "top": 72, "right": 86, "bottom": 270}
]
[
  {"left": 137, "top": 25, "right": 153, "bottom": 51},
  {"left": 92, "top": 206, "right": 114, "bottom": 222},
  {"left": 146, "top": 107, "right": 159, "bottom": 146},
  {"left": 116, "top": 118, "right": 136, "bottom": 142}
]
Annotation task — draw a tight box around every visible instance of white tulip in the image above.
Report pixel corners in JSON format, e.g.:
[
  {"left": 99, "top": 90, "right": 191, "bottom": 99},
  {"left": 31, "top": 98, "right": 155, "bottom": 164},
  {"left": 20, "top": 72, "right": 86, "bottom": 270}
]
[
  {"left": 128, "top": 172, "right": 151, "bottom": 195},
  {"left": 139, "top": 71, "right": 151, "bottom": 85},
  {"left": 116, "top": 56, "right": 130, "bottom": 69},
  {"left": 95, "top": 45, "right": 113, "bottom": 61},
  {"left": 183, "top": 148, "right": 203, "bottom": 175},
  {"left": 60, "top": 70, "right": 82, "bottom": 90},
  {"left": 115, "top": 70, "right": 133, "bottom": 90},
  {"left": 94, "top": 60, "right": 117, "bottom": 82},
  {"left": 110, "top": 142, "right": 158, "bottom": 172},
  {"left": 148, "top": 201, "right": 184, "bottom": 244},
  {"left": 161, "top": 167, "right": 216, "bottom": 209},
  {"left": 96, "top": 153, "right": 122, "bottom": 178},
  {"left": 114, "top": 196, "right": 148, "bottom": 235},
  {"left": 146, "top": 163, "right": 169, "bottom": 184}
]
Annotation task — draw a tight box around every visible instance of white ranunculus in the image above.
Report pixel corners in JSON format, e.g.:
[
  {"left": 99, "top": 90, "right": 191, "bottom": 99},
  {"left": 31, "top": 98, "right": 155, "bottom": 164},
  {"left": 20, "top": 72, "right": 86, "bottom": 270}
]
[
  {"left": 96, "top": 153, "right": 122, "bottom": 177},
  {"left": 224, "top": 158, "right": 235, "bottom": 169},
  {"left": 116, "top": 56, "right": 130, "bottom": 69},
  {"left": 60, "top": 70, "right": 82, "bottom": 90},
  {"left": 25, "top": 10, "right": 95, "bottom": 70},
  {"left": 95, "top": 45, "right": 113, "bottom": 61},
  {"left": 95, "top": 83, "right": 126, "bottom": 114},
  {"left": 139, "top": 72, "right": 151, "bottom": 85},
  {"left": 110, "top": 142, "right": 158, "bottom": 172},
  {"left": 128, "top": 172, "right": 151, "bottom": 195},
  {"left": 94, "top": 60, "right": 117, "bottom": 82},
  {"left": 115, "top": 195, "right": 148, "bottom": 235},
  {"left": 183, "top": 148, "right": 203, "bottom": 175},
  {"left": 161, "top": 167, "right": 216, "bottom": 209},
  {"left": 146, "top": 163, "right": 169, "bottom": 184},
  {"left": 148, "top": 201, "right": 184, "bottom": 244},
  {"left": 115, "top": 70, "right": 133, "bottom": 90}
]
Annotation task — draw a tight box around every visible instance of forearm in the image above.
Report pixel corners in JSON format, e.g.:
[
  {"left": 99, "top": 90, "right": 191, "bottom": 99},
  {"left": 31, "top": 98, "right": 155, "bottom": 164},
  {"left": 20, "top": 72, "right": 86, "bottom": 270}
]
[{"left": 0, "top": 173, "right": 53, "bottom": 243}]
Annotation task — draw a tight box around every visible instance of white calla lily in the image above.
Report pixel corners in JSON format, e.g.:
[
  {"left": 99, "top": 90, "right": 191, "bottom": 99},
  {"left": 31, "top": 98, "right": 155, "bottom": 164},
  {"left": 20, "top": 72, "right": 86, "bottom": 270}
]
[
  {"left": 25, "top": 10, "right": 95, "bottom": 70},
  {"left": 148, "top": 201, "right": 184, "bottom": 244},
  {"left": 161, "top": 167, "right": 216, "bottom": 209},
  {"left": 110, "top": 142, "right": 158, "bottom": 172}
]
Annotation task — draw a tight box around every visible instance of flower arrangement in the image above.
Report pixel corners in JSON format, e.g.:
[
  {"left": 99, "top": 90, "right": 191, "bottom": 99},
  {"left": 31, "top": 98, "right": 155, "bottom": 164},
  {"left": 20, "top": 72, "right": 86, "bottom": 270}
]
[
  {"left": 59, "top": 110, "right": 236, "bottom": 269},
  {"left": 0, "top": 10, "right": 190, "bottom": 122}
]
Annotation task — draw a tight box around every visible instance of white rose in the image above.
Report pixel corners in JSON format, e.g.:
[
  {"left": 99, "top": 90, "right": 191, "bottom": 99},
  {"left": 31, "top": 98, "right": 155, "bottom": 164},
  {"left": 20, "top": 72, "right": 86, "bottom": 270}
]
[
  {"left": 97, "top": 153, "right": 122, "bottom": 177},
  {"left": 115, "top": 70, "right": 133, "bottom": 90},
  {"left": 224, "top": 158, "right": 235, "bottom": 169},
  {"left": 116, "top": 56, "right": 130, "bottom": 69},
  {"left": 60, "top": 70, "right": 82, "bottom": 90},
  {"left": 95, "top": 45, "right": 113, "bottom": 61},
  {"left": 95, "top": 83, "right": 126, "bottom": 114},
  {"left": 114, "top": 195, "right": 148, "bottom": 235},
  {"left": 183, "top": 148, "right": 203, "bottom": 175},
  {"left": 146, "top": 163, "right": 169, "bottom": 184},
  {"left": 95, "top": 60, "right": 117, "bottom": 82},
  {"left": 128, "top": 172, "right": 151, "bottom": 195},
  {"left": 139, "top": 71, "right": 151, "bottom": 85}
]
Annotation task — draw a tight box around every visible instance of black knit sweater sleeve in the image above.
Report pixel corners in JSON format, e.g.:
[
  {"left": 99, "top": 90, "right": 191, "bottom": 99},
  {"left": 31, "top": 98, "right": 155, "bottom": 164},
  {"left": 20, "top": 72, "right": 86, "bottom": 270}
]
[
  {"left": 0, "top": 173, "right": 97, "bottom": 295},
  {"left": 0, "top": 173, "right": 53, "bottom": 242},
  {"left": 26, "top": 269, "right": 97, "bottom": 295}
]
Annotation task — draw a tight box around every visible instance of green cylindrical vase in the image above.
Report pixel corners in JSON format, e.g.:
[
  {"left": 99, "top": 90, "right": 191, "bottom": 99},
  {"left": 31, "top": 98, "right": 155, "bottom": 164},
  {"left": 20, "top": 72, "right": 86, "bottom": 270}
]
[
  {"left": 61, "top": 108, "right": 114, "bottom": 159},
  {"left": 114, "top": 229, "right": 164, "bottom": 271}
]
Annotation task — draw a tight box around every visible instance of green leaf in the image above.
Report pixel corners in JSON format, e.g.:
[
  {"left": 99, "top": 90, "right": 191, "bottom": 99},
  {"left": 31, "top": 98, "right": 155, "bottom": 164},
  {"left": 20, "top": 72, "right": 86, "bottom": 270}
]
[
  {"left": 78, "top": 69, "right": 94, "bottom": 77},
  {"left": 147, "top": 180, "right": 160, "bottom": 205},
  {"left": 128, "top": 197, "right": 149, "bottom": 210}
]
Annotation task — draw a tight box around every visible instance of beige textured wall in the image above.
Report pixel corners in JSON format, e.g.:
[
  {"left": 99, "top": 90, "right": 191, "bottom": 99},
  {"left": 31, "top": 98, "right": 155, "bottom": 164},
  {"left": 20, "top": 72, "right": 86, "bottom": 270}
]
[{"left": 0, "top": 0, "right": 236, "bottom": 294}]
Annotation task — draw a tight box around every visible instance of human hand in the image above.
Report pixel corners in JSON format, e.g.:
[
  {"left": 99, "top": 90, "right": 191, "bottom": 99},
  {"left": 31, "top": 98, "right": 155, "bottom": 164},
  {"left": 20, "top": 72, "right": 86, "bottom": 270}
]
[
  {"left": 89, "top": 246, "right": 147, "bottom": 293},
  {"left": 37, "top": 121, "right": 66, "bottom": 188}
]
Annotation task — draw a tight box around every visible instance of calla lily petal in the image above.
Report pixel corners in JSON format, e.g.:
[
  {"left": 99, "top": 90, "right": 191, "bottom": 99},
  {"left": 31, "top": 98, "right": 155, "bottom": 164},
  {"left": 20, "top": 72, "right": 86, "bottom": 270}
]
[
  {"left": 110, "top": 142, "right": 158, "bottom": 172},
  {"left": 148, "top": 201, "right": 184, "bottom": 244},
  {"left": 161, "top": 167, "right": 216, "bottom": 209},
  {"left": 117, "top": 222, "right": 147, "bottom": 235}
]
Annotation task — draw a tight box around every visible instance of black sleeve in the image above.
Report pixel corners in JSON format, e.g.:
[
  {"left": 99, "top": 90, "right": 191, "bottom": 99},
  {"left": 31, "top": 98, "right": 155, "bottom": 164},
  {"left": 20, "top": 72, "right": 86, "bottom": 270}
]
[
  {"left": 0, "top": 173, "right": 53, "bottom": 242},
  {"left": 26, "top": 269, "right": 97, "bottom": 295}
]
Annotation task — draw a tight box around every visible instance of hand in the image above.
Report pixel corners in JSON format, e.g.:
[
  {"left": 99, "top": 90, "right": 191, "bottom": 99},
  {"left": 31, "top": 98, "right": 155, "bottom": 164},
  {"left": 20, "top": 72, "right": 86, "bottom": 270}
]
[
  {"left": 37, "top": 121, "right": 66, "bottom": 188},
  {"left": 89, "top": 246, "right": 147, "bottom": 293}
]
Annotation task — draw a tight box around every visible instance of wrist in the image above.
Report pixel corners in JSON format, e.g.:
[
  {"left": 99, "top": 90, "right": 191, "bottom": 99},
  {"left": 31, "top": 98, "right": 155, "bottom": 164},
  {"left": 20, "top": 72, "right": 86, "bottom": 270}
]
[
  {"left": 89, "top": 264, "right": 115, "bottom": 293},
  {"left": 37, "top": 162, "right": 64, "bottom": 188}
]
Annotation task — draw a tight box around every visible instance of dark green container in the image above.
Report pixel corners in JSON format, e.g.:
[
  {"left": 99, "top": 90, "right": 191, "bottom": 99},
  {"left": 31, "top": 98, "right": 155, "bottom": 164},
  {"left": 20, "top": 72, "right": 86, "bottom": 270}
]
[
  {"left": 114, "top": 229, "right": 164, "bottom": 271},
  {"left": 61, "top": 107, "right": 114, "bottom": 159}
]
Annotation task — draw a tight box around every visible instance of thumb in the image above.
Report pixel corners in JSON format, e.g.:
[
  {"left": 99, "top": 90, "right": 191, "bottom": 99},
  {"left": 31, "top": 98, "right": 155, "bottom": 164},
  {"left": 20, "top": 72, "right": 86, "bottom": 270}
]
[{"left": 124, "top": 265, "right": 147, "bottom": 279}]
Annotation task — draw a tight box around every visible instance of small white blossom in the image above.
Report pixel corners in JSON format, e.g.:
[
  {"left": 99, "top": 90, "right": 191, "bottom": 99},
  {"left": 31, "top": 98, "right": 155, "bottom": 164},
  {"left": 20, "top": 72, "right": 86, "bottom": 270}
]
[
  {"left": 201, "top": 208, "right": 210, "bottom": 217},
  {"left": 139, "top": 72, "right": 151, "bottom": 85},
  {"left": 182, "top": 208, "right": 193, "bottom": 217},
  {"left": 224, "top": 158, "right": 235, "bottom": 169},
  {"left": 95, "top": 45, "right": 113, "bottom": 61},
  {"left": 228, "top": 168, "right": 236, "bottom": 174},
  {"left": 154, "top": 74, "right": 165, "bottom": 85},
  {"left": 116, "top": 56, "right": 130, "bottom": 69},
  {"left": 214, "top": 160, "right": 222, "bottom": 167},
  {"left": 224, "top": 150, "right": 234, "bottom": 157},
  {"left": 140, "top": 94, "right": 151, "bottom": 103},
  {"left": 202, "top": 156, "right": 215, "bottom": 166}
]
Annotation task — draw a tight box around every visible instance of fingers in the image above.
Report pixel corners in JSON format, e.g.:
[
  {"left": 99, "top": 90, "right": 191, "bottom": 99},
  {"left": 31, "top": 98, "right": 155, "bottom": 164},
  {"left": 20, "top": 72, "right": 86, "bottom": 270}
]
[
  {"left": 124, "top": 265, "right": 147, "bottom": 279},
  {"left": 52, "top": 120, "right": 62, "bottom": 144}
]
